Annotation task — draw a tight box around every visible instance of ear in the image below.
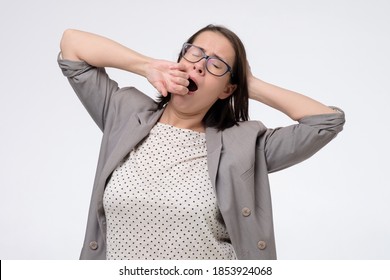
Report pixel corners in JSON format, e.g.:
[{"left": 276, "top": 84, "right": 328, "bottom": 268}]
[{"left": 219, "top": 83, "right": 237, "bottom": 100}]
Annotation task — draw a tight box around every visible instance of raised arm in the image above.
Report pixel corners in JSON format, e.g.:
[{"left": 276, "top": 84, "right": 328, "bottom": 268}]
[
  {"left": 247, "top": 68, "right": 337, "bottom": 121},
  {"left": 60, "top": 29, "right": 189, "bottom": 96}
]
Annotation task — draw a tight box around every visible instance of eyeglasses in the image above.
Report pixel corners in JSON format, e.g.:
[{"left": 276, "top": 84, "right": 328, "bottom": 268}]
[{"left": 181, "top": 43, "right": 233, "bottom": 77}]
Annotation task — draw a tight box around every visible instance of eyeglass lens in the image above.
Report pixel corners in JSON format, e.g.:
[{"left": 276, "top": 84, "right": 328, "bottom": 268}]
[{"left": 182, "top": 44, "right": 230, "bottom": 77}]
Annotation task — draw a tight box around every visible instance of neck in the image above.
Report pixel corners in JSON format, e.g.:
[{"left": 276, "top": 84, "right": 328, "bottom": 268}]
[{"left": 159, "top": 104, "right": 205, "bottom": 133}]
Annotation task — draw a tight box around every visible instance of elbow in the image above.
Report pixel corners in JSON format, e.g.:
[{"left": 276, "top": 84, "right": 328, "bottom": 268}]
[
  {"left": 60, "top": 29, "right": 74, "bottom": 51},
  {"left": 60, "top": 29, "right": 80, "bottom": 60}
]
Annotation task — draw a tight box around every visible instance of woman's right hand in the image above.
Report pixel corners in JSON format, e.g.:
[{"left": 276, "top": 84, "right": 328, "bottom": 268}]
[
  {"left": 60, "top": 30, "right": 191, "bottom": 97},
  {"left": 146, "top": 59, "right": 190, "bottom": 97}
]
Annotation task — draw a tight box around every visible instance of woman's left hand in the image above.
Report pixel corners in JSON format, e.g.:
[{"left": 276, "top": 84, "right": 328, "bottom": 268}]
[
  {"left": 246, "top": 61, "right": 337, "bottom": 120},
  {"left": 246, "top": 61, "right": 257, "bottom": 100}
]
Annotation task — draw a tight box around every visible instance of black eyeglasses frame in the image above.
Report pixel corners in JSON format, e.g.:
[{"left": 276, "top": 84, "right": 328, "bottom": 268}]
[{"left": 181, "top": 43, "right": 234, "bottom": 78}]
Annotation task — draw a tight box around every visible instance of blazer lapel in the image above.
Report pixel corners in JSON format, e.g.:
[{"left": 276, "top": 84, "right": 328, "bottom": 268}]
[
  {"left": 205, "top": 127, "right": 222, "bottom": 190},
  {"left": 99, "top": 109, "right": 164, "bottom": 187}
]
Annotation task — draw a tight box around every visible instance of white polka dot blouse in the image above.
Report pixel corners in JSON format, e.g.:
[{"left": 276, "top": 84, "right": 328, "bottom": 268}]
[{"left": 103, "top": 123, "right": 236, "bottom": 259}]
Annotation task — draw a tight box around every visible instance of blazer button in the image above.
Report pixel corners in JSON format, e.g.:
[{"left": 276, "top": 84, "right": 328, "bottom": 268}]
[
  {"left": 257, "top": 240, "right": 267, "bottom": 250},
  {"left": 89, "top": 241, "right": 98, "bottom": 250},
  {"left": 242, "top": 207, "right": 251, "bottom": 217}
]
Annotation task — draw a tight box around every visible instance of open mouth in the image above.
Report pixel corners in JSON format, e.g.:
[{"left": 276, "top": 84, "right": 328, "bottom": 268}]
[{"left": 187, "top": 78, "right": 198, "bottom": 92}]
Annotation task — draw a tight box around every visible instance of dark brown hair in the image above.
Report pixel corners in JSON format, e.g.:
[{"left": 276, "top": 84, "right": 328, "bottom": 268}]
[{"left": 157, "top": 24, "right": 249, "bottom": 130}]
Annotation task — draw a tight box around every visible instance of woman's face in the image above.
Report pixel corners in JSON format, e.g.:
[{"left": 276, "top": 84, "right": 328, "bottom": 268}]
[{"left": 170, "top": 31, "right": 237, "bottom": 118}]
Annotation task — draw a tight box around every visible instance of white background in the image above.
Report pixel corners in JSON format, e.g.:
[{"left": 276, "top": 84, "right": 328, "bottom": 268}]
[{"left": 0, "top": 0, "right": 389, "bottom": 260}]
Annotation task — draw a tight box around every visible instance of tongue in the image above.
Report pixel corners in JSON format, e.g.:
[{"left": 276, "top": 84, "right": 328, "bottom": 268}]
[{"left": 187, "top": 78, "right": 198, "bottom": 92}]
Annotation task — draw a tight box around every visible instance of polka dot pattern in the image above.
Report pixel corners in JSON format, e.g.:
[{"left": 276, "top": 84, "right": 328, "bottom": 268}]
[{"left": 103, "top": 123, "right": 236, "bottom": 260}]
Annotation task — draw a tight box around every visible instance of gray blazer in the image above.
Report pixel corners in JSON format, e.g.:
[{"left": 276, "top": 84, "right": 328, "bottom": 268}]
[{"left": 58, "top": 56, "right": 345, "bottom": 260}]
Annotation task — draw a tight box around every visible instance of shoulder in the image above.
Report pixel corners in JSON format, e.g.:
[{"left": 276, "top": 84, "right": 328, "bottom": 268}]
[
  {"left": 219, "top": 121, "right": 269, "bottom": 148},
  {"left": 111, "top": 86, "right": 158, "bottom": 111},
  {"left": 223, "top": 120, "right": 268, "bottom": 137},
  {"left": 102, "top": 87, "right": 159, "bottom": 129}
]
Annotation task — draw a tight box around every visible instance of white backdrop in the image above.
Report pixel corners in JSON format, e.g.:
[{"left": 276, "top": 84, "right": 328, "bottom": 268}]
[{"left": 1, "top": 0, "right": 389, "bottom": 260}]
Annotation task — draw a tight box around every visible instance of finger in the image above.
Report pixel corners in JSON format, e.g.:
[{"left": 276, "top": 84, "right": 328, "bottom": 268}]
[
  {"left": 154, "top": 82, "right": 168, "bottom": 97},
  {"left": 160, "top": 88, "right": 168, "bottom": 97},
  {"left": 170, "top": 76, "right": 189, "bottom": 87},
  {"left": 168, "top": 84, "right": 189, "bottom": 95},
  {"left": 168, "top": 76, "right": 189, "bottom": 95},
  {"left": 169, "top": 63, "right": 187, "bottom": 72},
  {"left": 169, "top": 69, "right": 189, "bottom": 80}
]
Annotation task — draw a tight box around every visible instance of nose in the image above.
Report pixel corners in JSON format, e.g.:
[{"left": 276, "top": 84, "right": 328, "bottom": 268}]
[{"left": 192, "top": 59, "right": 206, "bottom": 76}]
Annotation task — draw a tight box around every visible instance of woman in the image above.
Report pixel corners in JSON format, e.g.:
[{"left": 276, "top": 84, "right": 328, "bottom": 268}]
[{"left": 58, "top": 25, "right": 345, "bottom": 260}]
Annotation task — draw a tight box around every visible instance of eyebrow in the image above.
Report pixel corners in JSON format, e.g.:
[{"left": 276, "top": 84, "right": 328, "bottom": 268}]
[{"left": 195, "top": 44, "right": 228, "bottom": 63}]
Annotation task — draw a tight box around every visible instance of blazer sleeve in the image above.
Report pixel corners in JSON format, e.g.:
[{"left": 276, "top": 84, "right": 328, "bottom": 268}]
[
  {"left": 57, "top": 53, "right": 119, "bottom": 131},
  {"left": 260, "top": 107, "right": 346, "bottom": 173}
]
